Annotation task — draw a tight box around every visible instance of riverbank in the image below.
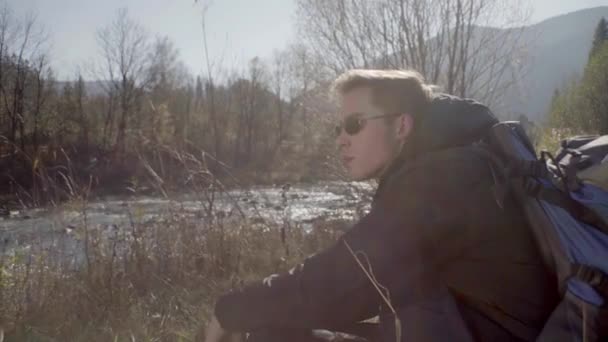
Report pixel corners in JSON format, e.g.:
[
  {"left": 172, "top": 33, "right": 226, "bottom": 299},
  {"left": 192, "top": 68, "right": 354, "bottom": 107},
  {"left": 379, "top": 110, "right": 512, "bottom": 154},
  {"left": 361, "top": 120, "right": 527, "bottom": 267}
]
[
  {"left": 0, "top": 137, "right": 341, "bottom": 213},
  {"left": 0, "top": 207, "right": 346, "bottom": 341},
  {"left": 0, "top": 181, "right": 372, "bottom": 341}
]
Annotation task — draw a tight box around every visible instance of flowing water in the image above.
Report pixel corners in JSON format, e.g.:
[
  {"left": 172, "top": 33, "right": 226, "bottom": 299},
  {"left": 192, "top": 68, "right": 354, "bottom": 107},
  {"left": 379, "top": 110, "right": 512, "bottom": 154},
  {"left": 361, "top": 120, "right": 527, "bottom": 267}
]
[{"left": 0, "top": 181, "right": 374, "bottom": 261}]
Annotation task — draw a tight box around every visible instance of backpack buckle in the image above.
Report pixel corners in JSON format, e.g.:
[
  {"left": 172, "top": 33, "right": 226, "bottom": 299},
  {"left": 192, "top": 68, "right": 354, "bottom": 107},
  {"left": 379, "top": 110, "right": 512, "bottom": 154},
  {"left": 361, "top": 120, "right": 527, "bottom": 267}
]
[{"left": 572, "top": 264, "right": 608, "bottom": 299}]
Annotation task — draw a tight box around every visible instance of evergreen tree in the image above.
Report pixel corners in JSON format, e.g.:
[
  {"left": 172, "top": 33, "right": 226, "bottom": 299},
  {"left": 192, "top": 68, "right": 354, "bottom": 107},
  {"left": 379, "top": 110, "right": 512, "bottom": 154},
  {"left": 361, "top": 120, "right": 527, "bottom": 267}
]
[
  {"left": 550, "top": 18, "right": 608, "bottom": 135},
  {"left": 582, "top": 43, "right": 608, "bottom": 134},
  {"left": 590, "top": 17, "right": 608, "bottom": 60}
]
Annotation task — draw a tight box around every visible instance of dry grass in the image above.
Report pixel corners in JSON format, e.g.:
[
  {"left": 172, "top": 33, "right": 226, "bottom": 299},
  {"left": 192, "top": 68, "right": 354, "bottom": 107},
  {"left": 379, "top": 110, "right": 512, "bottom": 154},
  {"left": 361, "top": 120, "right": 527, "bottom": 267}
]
[
  {"left": 0, "top": 198, "right": 344, "bottom": 341},
  {"left": 0, "top": 147, "right": 350, "bottom": 342}
]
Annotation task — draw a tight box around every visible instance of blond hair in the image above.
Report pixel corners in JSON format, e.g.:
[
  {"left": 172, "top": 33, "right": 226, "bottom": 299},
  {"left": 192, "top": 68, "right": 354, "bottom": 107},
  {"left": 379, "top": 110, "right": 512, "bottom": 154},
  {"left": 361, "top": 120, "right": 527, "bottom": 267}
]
[{"left": 331, "top": 69, "right": 433, "bottom": 119}]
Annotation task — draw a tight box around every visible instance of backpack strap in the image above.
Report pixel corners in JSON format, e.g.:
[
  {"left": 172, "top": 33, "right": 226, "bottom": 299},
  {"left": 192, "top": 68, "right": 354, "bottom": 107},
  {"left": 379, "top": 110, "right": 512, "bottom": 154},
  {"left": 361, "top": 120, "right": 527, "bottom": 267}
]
[
  {"left": 469, "top": 144, "right": 570, "bottom": 288},
  {"left": 506, "top": 159, "right": 549, "bottom": 179},
  {"left": 571, "top": 264, "right": 608, "bottom": 301},
  {"left": 476, "top": 143, "right": 608, "bottom": 234},
  {"left": 521, "top": 179, "right": 608, "bottom": 234}
]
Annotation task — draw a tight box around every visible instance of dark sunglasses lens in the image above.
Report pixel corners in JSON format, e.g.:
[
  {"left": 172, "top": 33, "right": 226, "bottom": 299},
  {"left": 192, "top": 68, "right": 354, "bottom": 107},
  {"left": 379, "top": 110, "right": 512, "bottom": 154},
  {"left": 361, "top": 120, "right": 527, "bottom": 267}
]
[{"left": 344, "top": 117, "right": 363, "bottom": 135}]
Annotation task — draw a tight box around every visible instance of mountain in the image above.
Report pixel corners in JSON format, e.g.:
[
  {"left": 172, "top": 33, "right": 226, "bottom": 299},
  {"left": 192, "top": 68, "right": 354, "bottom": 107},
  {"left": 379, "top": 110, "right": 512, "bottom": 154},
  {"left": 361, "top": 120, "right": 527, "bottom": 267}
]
[{"left": 502, "top": 6, "right": 608, "bottom": 122}]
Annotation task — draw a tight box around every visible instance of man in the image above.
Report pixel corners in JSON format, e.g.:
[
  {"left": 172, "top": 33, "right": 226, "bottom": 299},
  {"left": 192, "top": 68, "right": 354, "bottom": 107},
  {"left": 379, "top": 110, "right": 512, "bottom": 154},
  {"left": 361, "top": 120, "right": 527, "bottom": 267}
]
[{"left": 203, "top": 69, "right": 559, "bottom": 341}]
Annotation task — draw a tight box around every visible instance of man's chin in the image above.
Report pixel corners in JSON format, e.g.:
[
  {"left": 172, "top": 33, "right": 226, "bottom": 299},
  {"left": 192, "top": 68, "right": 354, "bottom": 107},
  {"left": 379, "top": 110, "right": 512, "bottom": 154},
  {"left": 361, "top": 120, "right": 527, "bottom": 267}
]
[
  {"left": 348, "top": 166, "right": 384, "bottom": 181},
  {"left": 349, "top": 171, "right": 372, "bottom": 182}
]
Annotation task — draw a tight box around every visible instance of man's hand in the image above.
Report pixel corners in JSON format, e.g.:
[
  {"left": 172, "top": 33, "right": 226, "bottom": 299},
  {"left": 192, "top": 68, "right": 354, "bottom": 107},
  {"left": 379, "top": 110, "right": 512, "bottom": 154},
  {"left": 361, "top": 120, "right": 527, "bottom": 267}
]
[{"left": 203, "top": 315, "right": 242, "bottom": 342}]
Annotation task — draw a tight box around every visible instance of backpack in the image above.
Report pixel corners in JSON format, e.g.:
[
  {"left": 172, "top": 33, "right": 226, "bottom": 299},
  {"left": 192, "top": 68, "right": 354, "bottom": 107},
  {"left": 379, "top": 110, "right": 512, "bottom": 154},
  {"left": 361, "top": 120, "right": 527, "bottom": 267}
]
[{"left": 480, "top": 121, "right": 608, "bottom": 341}]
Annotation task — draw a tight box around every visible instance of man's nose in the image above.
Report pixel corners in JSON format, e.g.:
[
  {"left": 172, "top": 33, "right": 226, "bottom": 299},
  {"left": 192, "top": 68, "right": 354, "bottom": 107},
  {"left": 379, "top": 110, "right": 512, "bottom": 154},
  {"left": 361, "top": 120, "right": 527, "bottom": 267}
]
[{"left": 336, "top": 129, "right": 350, "bottom": 148}]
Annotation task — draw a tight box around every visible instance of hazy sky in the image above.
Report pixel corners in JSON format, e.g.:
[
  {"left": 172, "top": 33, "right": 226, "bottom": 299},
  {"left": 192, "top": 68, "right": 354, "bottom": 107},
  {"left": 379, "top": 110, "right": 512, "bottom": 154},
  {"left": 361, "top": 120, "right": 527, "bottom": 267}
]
[{"left": 9, "top": 0, "right": 608, "bottom": 80}]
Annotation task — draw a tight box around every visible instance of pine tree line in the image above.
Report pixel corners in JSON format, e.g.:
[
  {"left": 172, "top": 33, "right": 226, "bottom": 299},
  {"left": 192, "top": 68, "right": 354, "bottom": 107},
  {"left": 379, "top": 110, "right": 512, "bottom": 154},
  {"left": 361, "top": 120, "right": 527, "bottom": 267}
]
[{"left": 548, "top": 17, "right": 608, "bottom": 135}]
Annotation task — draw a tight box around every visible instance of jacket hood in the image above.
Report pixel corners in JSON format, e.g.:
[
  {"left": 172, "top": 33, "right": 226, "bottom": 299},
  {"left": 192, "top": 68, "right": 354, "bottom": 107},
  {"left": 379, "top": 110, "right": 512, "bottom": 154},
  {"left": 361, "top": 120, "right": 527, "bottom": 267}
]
[
  {"left": 377, "top": 93, "right": 499, "bottom": 191},
  {"left": 403, "top": 93, "right": 498, "bottom": 158}
]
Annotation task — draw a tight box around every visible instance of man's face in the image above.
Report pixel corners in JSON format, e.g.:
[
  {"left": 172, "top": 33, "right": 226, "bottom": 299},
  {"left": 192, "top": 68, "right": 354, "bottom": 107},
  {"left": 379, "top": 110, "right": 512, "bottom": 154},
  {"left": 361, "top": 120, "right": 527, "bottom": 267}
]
[{"left": 336, "top": 86, "right": 403, "bottom": 181}]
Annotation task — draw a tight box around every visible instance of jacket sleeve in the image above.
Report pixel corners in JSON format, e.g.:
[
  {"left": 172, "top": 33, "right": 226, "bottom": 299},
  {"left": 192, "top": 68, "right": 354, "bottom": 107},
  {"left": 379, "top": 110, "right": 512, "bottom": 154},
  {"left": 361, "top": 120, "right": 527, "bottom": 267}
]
[{"left": 214, "top": 152, "right": 490, "bottom": 332}]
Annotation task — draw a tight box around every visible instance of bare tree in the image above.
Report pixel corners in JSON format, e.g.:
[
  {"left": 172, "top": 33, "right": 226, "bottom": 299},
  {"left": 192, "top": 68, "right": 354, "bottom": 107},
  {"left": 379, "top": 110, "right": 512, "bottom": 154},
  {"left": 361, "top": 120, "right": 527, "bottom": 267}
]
[
  {"left": 146, "top": 36, "right": 188, "bottom": 97},
  {"left": 295, "top": 0, "right": 531, "bottom": 108},
  {"left": 231, "top": 75, "right": 247, "bottom": 167},
  {"left": 271, "top": 50, "right": 289, "bottom": 148},
  {"left": 0, "top": 6, "right": 48, "bottom": 152},
  {"left": 200, "top": 1, "right": 222, "bottom": 161},
  {"left": 228, "top": 57, "right": 270, "bottom": 167},
  {"left": 144, "top": 35, "right": 192, "bottom": 145},
  {"left": 0, "top": 3, "right": 14, "bottom": 140},
  {"left": 95, "top": 8, "right": 149, "bottom": 154},
  {"left": 244, "top": 57, "right": 266, "bottom": 162},
  {"left": 29, "top": 54, "right": 53, "bottom": 154},
  {"left": 74, "top": 73, "right": 89, "bottom": 153},
  {"left": 283, "top": 43, "right": 329, "bottom": 140}
]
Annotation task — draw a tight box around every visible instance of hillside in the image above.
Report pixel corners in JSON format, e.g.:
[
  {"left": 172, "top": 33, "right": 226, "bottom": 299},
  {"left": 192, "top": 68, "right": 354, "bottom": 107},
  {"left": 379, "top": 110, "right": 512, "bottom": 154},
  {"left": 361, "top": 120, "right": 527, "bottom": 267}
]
[{"left": 503, "top": 6, "right": 608, "bottom": 122}]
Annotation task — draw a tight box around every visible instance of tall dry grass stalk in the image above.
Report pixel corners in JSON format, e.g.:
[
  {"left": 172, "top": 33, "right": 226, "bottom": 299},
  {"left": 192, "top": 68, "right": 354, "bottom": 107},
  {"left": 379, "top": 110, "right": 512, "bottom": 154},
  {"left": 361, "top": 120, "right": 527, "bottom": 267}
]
[{"left": 0, "top": 145, "right": 346, "bottom": 341}]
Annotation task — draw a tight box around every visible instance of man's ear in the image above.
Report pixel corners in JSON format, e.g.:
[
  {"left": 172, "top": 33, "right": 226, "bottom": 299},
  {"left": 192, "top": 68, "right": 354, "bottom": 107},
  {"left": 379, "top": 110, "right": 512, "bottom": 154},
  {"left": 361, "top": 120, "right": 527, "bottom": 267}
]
[{"left": 395, "top": 113, "right": 414, "bottom": 140}]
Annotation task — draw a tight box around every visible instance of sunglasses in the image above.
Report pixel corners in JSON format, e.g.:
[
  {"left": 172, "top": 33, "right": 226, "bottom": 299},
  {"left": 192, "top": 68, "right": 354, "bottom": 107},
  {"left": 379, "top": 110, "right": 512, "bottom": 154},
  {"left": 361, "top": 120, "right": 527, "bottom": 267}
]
[{"left": 334, "top": 113, "right": 402, "bottom": 136}]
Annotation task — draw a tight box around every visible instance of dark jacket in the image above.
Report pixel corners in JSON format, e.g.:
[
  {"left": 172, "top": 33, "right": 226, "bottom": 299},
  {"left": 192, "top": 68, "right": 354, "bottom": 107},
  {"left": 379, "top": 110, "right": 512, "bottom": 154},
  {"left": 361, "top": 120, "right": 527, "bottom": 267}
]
[{"left": 214, "top": 94, "right": 559, "bottom": 341}]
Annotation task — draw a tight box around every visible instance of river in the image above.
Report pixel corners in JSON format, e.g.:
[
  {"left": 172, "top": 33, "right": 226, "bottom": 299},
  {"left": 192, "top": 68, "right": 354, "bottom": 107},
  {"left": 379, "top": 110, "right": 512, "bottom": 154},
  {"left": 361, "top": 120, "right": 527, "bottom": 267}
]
[{"left": 0, "top": 181, "right": 374, "bottom": 260}]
